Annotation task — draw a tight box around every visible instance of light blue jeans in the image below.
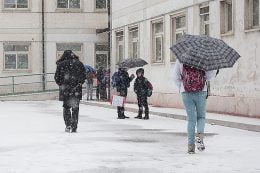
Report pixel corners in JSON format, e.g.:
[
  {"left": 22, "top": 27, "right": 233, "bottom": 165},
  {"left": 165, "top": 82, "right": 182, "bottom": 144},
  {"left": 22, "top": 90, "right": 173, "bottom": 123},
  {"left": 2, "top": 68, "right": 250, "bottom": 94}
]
[{"left": 181, "top": 91, "right": 207, "bottom": 144}]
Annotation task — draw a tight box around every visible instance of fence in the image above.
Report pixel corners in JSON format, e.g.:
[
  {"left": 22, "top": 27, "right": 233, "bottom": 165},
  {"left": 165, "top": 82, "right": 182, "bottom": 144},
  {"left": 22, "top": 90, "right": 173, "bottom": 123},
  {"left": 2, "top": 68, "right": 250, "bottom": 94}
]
[{"left": 0, "top": 73, "right": 58, "bottom": 96}]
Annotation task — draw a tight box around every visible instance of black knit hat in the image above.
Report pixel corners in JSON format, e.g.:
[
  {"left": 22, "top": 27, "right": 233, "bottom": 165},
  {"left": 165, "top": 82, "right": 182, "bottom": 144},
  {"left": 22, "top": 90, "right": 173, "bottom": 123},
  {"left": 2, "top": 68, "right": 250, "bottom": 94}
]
[{"left": 136, "top": 68, "right": 144, "bottom": 75}]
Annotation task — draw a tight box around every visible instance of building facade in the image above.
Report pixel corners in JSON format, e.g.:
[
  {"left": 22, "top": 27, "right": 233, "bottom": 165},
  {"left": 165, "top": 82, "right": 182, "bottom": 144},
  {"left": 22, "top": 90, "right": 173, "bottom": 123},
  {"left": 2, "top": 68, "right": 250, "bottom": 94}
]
[
  {"left": 111, "top": 0, "right": 260, "bottom": 117},
  {"left": 0, "top": 0, "right": 108, "bottom": 93}
]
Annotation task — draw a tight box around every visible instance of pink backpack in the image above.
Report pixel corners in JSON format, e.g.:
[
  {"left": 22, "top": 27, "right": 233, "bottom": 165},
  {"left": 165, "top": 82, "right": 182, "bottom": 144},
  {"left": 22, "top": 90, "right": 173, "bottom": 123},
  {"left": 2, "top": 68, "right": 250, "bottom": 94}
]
[{"left": 182, "top": 64, "right": 206, "bottom": 92}]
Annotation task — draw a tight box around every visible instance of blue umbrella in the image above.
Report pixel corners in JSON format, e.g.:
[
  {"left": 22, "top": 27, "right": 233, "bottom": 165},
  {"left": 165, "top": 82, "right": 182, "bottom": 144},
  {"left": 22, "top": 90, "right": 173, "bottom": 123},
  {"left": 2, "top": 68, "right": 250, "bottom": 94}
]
[{"left": 84, "top": 64, "right": 96, "bottom": 73}]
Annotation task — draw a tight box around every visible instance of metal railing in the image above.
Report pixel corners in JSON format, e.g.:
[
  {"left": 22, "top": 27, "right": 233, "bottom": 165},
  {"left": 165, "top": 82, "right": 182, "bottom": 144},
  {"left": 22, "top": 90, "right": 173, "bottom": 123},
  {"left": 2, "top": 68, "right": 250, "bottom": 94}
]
[{"left": 0, "top": 73, "right": 58, "bottom": 96}]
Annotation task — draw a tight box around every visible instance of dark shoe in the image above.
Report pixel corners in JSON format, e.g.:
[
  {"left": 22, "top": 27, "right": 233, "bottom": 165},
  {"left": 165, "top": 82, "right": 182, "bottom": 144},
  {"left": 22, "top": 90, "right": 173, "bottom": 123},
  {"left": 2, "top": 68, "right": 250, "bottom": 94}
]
[
  {"left": 196, "top": 133, "right": 205, "bottom": 151},
  {"left": 117, "top": 116, "right": 125, "bottom": 119},
  {"left": 135, "top": 115, "right": 142, "bottom": 119},
  {"left": 188, "top": 144, "right": 195, "bottom": 154},
  {"left": 124, "top": 115, "right": 130, "bottom": 119},
  {"left": 143, "top": 116, "right": 149, "bottom": 120},
  {"left": 71, "top": 128, "right": 77, "bottom": 133},
  {"left": 65, "top": 126, "right": 71, "bottom": 133}
]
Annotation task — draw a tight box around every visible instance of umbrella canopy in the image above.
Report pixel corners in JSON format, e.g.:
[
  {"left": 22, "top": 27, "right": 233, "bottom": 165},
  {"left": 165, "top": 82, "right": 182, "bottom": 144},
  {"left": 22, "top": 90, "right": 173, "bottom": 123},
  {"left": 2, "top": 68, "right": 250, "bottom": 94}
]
[
  {"left": 84, "top": 64, "right": 96, "bottom": 73},
  {"left": 117, "top": 58, "right": 148, "bottom": 69},
  {"left": 170, "top": 34, "right": 241, "bottom": 71}
]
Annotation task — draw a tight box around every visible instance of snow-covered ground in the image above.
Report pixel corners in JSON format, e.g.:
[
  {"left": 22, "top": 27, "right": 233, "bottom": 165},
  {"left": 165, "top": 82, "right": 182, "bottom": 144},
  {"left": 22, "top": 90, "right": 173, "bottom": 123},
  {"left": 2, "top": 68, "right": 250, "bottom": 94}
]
[{"left": 1, "top": 101, "right": 260, "bottom": 173}]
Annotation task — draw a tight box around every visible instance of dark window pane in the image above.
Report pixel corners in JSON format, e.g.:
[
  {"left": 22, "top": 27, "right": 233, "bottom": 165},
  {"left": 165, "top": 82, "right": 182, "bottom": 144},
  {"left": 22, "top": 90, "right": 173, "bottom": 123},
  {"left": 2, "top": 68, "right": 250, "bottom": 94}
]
[
  {"left": 154, "top": 22, "right": 163, "bottom": 33},
  {"left": 57, "top": 0, "right": 68, "bottom": 8},
  {"left": 96, "top": 54, "right": 108, "bottom": 69},
  {"left": 4, "top": 0, "right": 16, "bottom": 8},
  {"left": 253, "top": 0, "right": 259, "bottom": 26},
  {"left": 200, "top": 6, "right": 209, "bottom": 14},
  {"left": 4, "top": 44, "right": 15, "bottom": 51},
  {"left": 205, "top": 24, "right": 210, "bottom": 36},
  {"left": 5, "top": 54, "right": 16, "bottom": 69},
  {"left": 96, "top": 0, "right": 106, "bottom": 9},
  {"left": 57, "top": 43, "right": 82, "bottom": 51},
  {"left": 176, "top": 16, "right": 186, "bottom": 29},
  {"left": 96, "top": 44, "right": 109, "bottom": 51},
  {"left": 69, "top": 0, "right": 80, "bottom": 8},
  {"left": 227, "top": 3, "right": 233, "bottom": 31},
  {"left": 17, "top": 54, "right": 28, "bottom": 69},
  {"left": 17, "top": 0, "right": 28, "bottom": 8},
  {"left": 15, "top": 45, "right": 29, "bottom": 51},
  {"left": 155, "top": 37, "right": 162, "bottom": 60}
]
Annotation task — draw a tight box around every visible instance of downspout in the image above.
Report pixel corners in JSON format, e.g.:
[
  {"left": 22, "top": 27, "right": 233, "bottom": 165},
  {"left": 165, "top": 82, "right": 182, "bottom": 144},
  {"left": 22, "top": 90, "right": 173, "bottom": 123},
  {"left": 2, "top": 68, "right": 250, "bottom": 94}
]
[
  {"left": 107, "top": 0, "right": 111, "bottom": 99},
  {"left": 42, "top": 0, "right": 46, "bottom": 91}
]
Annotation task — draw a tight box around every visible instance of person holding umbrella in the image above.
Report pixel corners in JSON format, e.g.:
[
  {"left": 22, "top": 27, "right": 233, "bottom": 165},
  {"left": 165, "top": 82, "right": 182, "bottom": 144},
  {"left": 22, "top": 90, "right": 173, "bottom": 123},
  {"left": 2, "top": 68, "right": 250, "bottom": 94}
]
[
  {"left": 171, "top": 34, "right": 241, "bottom": 154},
  {"left": 113, "top": 67, "right": 135, "bottom": 119},
  {"left": 113, "top": 58, "right": 148, "bottom": 119}
]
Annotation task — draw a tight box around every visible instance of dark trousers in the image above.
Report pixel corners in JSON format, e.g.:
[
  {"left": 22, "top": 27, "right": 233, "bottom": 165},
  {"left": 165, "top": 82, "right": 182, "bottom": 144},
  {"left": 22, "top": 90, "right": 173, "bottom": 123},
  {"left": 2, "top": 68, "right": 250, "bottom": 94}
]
[
  {"left": 63, "top": 97, "right": 80, "bottom": 130},
  {"left": 137, "top": 96, "right": 149, "bottom": 117},
  {"left": 117, "top": 89, "right": 127, "bottom": 118},
  {"left": 96, "top": 84, "right": 100, "bottom": 100}
]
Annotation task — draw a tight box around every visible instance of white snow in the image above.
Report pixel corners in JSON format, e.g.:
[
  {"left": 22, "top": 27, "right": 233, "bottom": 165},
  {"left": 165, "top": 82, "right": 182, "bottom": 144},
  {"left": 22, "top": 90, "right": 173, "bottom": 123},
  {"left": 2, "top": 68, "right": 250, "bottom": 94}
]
[{"left": 0, "top": 100, "right": 260, "bottom": 173}]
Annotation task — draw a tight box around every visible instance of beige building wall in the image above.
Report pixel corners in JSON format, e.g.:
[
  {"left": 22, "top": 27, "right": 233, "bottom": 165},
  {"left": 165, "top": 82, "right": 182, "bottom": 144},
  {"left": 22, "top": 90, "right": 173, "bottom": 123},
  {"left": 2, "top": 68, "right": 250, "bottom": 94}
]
[
  {"left": 0, "top": 0, "right": 108, "bottom": 93},
  {"left": 111, "top": 0, "right": 260, "bottom": 117}
]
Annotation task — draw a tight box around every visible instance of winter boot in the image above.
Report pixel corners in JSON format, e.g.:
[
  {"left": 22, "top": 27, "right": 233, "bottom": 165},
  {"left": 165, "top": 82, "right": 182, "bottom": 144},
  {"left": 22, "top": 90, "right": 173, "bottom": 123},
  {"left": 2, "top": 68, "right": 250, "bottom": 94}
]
[
  {"left": 135, "top": 110, "right": 143, "bottom": 119},
  {"left": 188, "top": 144, "right": 195, "bottom": 154},
  {"left": 71, "top": 127, "right": 77, "bottom": 133},
  {"left": 143, "top": 112, "right": 149, "bottom": 120},
  {"left": 196, "top": 133, "right": 205, "bottom": 151},
  {"left": 65, "top": 126, "right": 71, "bottom": 133}
]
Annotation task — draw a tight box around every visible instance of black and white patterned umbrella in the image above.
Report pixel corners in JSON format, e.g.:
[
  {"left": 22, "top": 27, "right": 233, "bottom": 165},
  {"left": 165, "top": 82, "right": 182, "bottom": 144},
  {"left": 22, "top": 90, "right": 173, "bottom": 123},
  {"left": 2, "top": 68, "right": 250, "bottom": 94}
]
[
  {"left": 117, "top": 58, "right": 148, "bottom": 69},
  {"left": 170, "top": 34, "right": 241, "bottom": 71}
]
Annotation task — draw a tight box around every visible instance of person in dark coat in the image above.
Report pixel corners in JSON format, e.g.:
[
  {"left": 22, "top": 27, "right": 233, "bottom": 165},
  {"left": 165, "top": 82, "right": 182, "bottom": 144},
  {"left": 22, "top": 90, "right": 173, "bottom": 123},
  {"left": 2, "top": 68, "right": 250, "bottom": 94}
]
[
  {"left": 134, "top": 68, "right": 149, "bottom": 120},
  {"left": 54, "top": 50, "right": 86, "bottom": 133},
  {"left": 96, "top": 66, "right": 107, "bottom": 100},
  {"left": 115, "top": 67, "right": 135, "bottom": 119}
]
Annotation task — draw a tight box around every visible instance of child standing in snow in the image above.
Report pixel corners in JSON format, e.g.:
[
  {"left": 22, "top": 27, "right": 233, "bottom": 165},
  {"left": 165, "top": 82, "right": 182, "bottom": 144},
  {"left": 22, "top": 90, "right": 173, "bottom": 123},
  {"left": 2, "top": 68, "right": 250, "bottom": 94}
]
[{"left": 134, "top": 68, "right": 150, "bottom": 120}]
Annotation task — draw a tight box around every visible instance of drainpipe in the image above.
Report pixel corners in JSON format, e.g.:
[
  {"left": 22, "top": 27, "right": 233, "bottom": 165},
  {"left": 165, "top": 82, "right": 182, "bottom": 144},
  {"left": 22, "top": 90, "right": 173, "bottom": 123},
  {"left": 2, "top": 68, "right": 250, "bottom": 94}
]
[
  {"left": 107, "top": 0, "right": 111, "bottom": 99},
  {"left": 42, "top": 0, "right": 46, "bottom": 91}
]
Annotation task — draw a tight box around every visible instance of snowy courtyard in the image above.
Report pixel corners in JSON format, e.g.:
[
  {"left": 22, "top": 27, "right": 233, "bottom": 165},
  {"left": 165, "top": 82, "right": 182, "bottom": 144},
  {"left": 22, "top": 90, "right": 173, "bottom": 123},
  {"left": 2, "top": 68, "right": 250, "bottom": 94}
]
[{"left": 1, "top": 100, "right": 260, "bottom": 173}]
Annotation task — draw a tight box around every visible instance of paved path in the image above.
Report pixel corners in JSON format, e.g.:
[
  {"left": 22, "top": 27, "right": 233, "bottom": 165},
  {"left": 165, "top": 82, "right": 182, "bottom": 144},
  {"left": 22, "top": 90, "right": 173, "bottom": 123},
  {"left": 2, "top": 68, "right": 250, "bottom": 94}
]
[{"left": 1, "top": 101, "right": 260, "bottom": 173}]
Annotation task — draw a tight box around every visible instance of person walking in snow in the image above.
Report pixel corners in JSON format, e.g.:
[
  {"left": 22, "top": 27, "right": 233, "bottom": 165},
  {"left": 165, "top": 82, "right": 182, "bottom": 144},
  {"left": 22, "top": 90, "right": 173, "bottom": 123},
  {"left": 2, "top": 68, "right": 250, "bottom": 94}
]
[
  {"left": 172, "top": 59, "right": 215, "bottom": 154},
  {"left": 114, "top": 67, "right": 135, "bottom": 119},
  {"left": 55, "top": 50, "right": 86, "bottom": 133},
  {"left": 134, "top": 68, "right": 150, "bottom": 120},
  {"left": 85, "top": 71, "right": 95, "bottom": 101}
]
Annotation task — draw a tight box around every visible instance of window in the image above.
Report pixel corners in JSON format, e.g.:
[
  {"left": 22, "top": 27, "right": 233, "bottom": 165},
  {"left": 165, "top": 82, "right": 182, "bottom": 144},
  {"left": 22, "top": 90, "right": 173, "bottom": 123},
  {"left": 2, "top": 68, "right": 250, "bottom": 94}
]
[
  {"left": 245, "top": 0, "right": 260, "bottom": 29},
  {"left": 95, "top": 0, "right": 107, "bottom": 10},
  {"left": 56, "top": 43, "right": 83, "bottom": 60},
  {"left": 128, "top": 26, "right": 139, "bottom": 59},
  {"left": 116, "top": 30, "right": 124, "bottom": 63},
  {"left": 220, "top": 0, "right": 233, "bottom": 34},
  {"left": 200, "top": 6, "right": 210, "bottom": 36},
  {"left": 57, "top": 0, "right": 80, "bottom": 9},
  {"left": 95, "top": 44, "right": 109, "bottom": 69},
  {"left": 4, "top": 43, "right": 30, "bottom": 70},
  {"left": 4, "top": 0, "right": 28, "bottom": 9},
  {"left": 152, "top": 20, "right": 164, "bottom": 63},
  {"left": 171, "top": 15, "right": 186, "bottom": 62}
]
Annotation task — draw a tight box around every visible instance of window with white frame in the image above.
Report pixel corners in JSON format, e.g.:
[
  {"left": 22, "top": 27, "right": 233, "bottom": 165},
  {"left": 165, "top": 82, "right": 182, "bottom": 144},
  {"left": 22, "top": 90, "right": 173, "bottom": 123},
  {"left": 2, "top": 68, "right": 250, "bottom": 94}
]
[
  {"left": 57, "top": 0, "right": 80, "bottom": 9},
  {"left": 128, "top": 26, "right": 139, "bottom": 59},
  {"left": 56, "top": 43, "right": 83, "bottom": 60},
  {"left": 200, "top": 6, "right": 210, "bottom": 36},
  {"left": 220, "top": 0, "right": 233, "bottom": 34},
  {"left": 171, "top": 15, "right": 186, "bottom": 62},
  {"left": 116, "top": 30, "right": 124, "bottom": 63},
  {"left": 4, "top": 43, "right": 30, "bottom": 70},
  {"left": 4, "top": 0, "right": 28, "bottom": 9},
  {"left": 152, "top": 20, "right": 164, "bottom": 63},
  {"left": 245, "top": 0, "right": 260, "bottom": 29},
  {"left": 95, "top": 0, "right": 107, "bottom": 10}
]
